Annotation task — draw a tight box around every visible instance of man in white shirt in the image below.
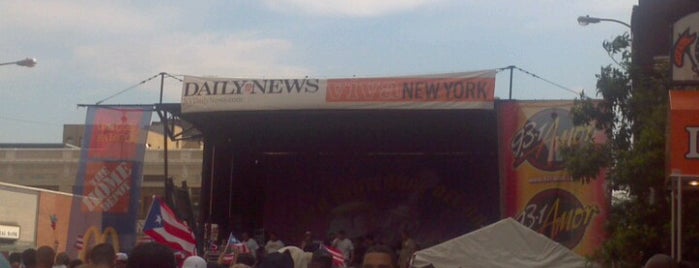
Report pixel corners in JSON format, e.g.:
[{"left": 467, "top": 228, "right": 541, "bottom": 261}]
[
  {"left": 331, "top": 230, "right": 354, "bottom": 264},
  {"left": 264, "top": 232, "right": 285, "bottom": 254},
  {"left": 241, "top": 232, "right": 259, "bottom": 257}
]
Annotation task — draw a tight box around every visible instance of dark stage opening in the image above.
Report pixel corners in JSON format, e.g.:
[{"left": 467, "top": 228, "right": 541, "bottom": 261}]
[{"left": 189, "top": 109, "right": 500, "bottom": 248}]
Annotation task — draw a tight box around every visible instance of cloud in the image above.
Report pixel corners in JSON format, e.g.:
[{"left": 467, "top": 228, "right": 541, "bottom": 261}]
[
  {"left": 0, "top": 0, "right": 161, "bottom": 35},
  {"left": 72, "top": 32, "right": 311, "bottom": 101},
  {"left": 0, "top": 1, "right": 312, "bottom": 102},
  {"left": 261, "top": 0, "right": 441, "bottom": 17}
]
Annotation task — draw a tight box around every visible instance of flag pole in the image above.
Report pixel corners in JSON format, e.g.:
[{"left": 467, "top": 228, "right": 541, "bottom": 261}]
[
  {"left": 218, "top": 233, "right": 233, "bottom": 265},
  {"left": 145, "top": 195, "right": 157, "bottom": 218},
  {"left": 142, "top": 195, "right": 157, "bottom": 241}
]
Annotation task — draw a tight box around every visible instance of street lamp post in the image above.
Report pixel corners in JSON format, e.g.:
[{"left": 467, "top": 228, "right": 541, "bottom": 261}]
[
  {"left": 0, "top": 58, "right": 37, "bottom": 68},
  {"left": 578, "top": 15, "right": 631, "bottom": 29}
]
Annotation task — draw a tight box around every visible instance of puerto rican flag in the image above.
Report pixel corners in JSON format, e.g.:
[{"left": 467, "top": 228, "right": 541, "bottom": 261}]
[
  {"left": 221, "top": 233, "right": 251, "bottom": 265},
  {"left": 320, "top": 244, "right": 345, "bottom": 267},
  {"left": 227, "top": 233, "right": 251, "bottom": 254},
  {"left": 143, "top": 197, "right": 196, "bottom": 255},
  {"left": 221, "top": 244, "right": 249, "bottom": 264}
]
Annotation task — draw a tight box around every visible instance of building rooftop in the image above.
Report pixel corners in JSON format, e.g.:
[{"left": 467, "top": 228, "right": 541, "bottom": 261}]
[{"left": 0, "top": 143, "right": 73, "bottom": 149}]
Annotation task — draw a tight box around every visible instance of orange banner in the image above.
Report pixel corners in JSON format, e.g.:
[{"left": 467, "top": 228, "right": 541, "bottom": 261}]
[
  {"left": 499, "top": 101, "right": 609, "bottom": 257},
  {"left": 81, "top": 161, "right": 134, "bottom": 213},
  {"left": 326, "top": 77, "right": 494, "bottom": 103},
  {"left": 669, "top": 90, "right": 699, "bottom": 177},
  {"left": 37, "top": 191, "right": 75, "bottom": 252}
]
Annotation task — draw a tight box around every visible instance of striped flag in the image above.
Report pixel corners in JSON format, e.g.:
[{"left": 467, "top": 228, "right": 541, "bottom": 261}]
[
  {"left": 142, "top": 197, "right": 196, "bottom": 255},
  {"left": 220, "top": 244, "right": 249, "bottom": 264},
  {"left": 228, "top": 233, "right": 241, "bottom": 245},
  {"left": 320, "top": 244, "right": 345, "bottom": 267},
  {"left": 226, "top": 233, "right": 250, "bottom": 253},
  {"left": 74, "top": 235, "right": 84, "bottom": 250},
  {"left": 221, "top": 233, "right": 251, "bottom": 265},
  {"left": 221, "top": 253, "right": 236, "bottom": 264},
  {"left": 233, "top": 243, "right": 250, "bottom": 254}
]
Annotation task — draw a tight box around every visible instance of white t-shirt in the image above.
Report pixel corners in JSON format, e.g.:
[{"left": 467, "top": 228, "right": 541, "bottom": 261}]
[
  {"left": 333, "top": 238, "right": 354, "bottom": 261},
  {"left": 265, "top": 239, "right": 285, "bottom": 253},
  {"left": 245, "top": 238, "right": 260, "bottom": 256}
]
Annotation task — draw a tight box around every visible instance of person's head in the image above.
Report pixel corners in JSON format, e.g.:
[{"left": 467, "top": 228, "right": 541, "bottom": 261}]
[
  {"left": 182, "top": 256, "right": 206, "bottom": 268},
  {"left": 242, "top": 232, "right": 250, "bottom": 240},
  {"left": 304, "top": 231, "right": 312, "bottom": 240},
  {"left": 36, "top": 246, "right": 56, "bottom": 268},
  {"left": 258, "top": 251, "right": 293, "bottom": 268},
  {"left": 89, "top": 243, "right": 116, "bottom": 267},
  {"left": 269, "top": 232, "right": 278, "bottom": 241},
  {"left": 67, "top": 259, "right": 83, "bottom": 268},
  {"left": 55, "top": 252, "right": 70, "bottom": 266},
  {"left": 678, "top": 260, "right": 694, "bottom": 268},
  {"left": 21, "top": 248, "right": 37, "bottom": 268},
  {"left": 337, "top": 230, "right": 346, "bottom": 240},
  {"left": 127, "top": 242, "right": 175, "bottom": 268},
  {"left": 364, "top": 235, "right": 375, "bottom": 246},
  {"left": 644, "top": 254, "right": 676, "bottom": 268},
  {"left": 115, "top": 253, "right": 128, "bottom": 268},
  {"left": 362, "top": 245, "right": 396, "bottom": 268},
  {"left": 9, "top": 252, "right": 21, "bottom": 268},
  {"left": 236, "top": 253, "right": 256, "bottom": 267},
  {"left": 400, "top": 230, "right": 410, "bottom": 240},
  {"left": 309, "top": 251, "right": 332, "bottom": 268}
]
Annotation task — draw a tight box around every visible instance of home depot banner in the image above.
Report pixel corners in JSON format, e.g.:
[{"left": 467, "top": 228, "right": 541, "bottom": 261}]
[
  {"left": 181, "top": 70, "right": 495, "bottom": 113},
  {"left": 67, "top": 106, "right": 152, "bottom": 257},
  {"left": 669, "top": 90, "right": 699, "bottom": 177},
  {"left": 499, "top": 101, "right": 608, "bottom": 256}
]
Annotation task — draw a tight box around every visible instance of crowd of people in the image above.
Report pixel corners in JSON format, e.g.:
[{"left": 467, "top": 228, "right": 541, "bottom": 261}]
[
  {"left": 0, "top": 229, "right": 415, "bottom": 268},
  {"left": 0, "top": 243, "right": 399, "bottom": 268},
  {"left": 212, "top": 229, "right": 417, "bottom": 268},
  {"left": 1, "top": 234, "right": 691, "bottom": 267},
  {"left": 1, "top": 243, "right": 127, "bottom": 268}
]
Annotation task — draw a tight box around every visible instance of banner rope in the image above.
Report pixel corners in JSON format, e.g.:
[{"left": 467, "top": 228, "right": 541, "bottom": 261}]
[
  {"left": 95, "top": 73, "right": 161, "bottom": 105},
  {"left": 513, "top": 66, "right": 585, "bottom": 97}
]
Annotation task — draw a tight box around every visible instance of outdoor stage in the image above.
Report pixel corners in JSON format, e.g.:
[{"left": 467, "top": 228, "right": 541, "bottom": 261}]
[
  {"left": 160, "top": 70, "right": 608, "bottom": 255},
  {"left": 177, "top": 109, "right": 501, "bottom": 246}
]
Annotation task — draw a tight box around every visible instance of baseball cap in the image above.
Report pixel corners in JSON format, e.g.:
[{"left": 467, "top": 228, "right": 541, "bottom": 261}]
[
  {"left": 182, "top": 256, "right": 207, "bottom": 268},
  {"left": 116, "top": 253, "right": 128, "bottom": 262}
]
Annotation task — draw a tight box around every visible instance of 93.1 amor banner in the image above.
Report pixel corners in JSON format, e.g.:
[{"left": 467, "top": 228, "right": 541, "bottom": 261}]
[
  {"left": 499, "top": 101, "right": 608, "bottom": 256},
  {"left": 68, "top": 106, "right": 152, "bottom": 257}
]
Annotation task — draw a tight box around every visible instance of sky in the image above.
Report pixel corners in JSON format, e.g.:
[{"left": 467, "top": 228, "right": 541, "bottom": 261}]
[{"left": 0, "top": 0, "right": 636, "bottom": 143}]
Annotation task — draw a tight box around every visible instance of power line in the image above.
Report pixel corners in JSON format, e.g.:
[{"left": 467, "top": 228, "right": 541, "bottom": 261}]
[
  {"left": 0, "top": 115, "right": 62, "bottom": 126},
  {"left": 164, "top": 73, "right": 183, "bottom": 82},
  {"left": 95, "top": 73, "right": 161, "bottom": 105},
  {"left": 513, "top": 66, "right": 583, "bottom": 97}
]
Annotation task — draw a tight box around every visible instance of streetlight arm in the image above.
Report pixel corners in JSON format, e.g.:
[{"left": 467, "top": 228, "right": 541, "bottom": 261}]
[
  {"left": 578, "top": 15, "right": 631, "bottom": 29},
  {"left": 597, "top": 18, "right": 631, "bottom": 29},
  {"left": 0, "top": 58, "right": 37, "bottom": 68}
]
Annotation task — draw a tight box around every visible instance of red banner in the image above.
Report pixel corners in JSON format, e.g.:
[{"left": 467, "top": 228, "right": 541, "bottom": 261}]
[
  {"left": 499, "top": 101, "right": 609, "bottom": 256},
  {"left": 669, "top": 90, "right": 699, "bottom": 177},
  {"left": 87, "top": 110, "right": 150, "bottom": 160}
]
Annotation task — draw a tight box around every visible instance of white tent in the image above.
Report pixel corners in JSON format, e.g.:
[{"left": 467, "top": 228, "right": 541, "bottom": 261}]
[{"left": 411, "top": 218, "right": 593, "bottom": 268}]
